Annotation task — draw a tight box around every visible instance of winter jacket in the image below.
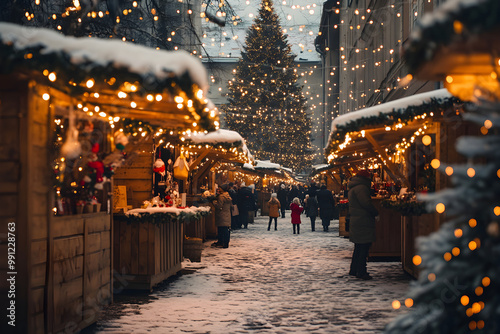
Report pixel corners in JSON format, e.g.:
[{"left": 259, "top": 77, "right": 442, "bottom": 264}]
[
  {"left": 290, "top": 203, "right": 304, "bottom": 224},
  {"left": 277, "top": 187, "right": 288, "bottom": 208},
  {"left": 237, "top": 186, "right": 255, "bottom": 214},
  {"left": 213, "top": 191, "right": 232, "bottom": 227},
  {"left": 288, "top": 187, "right": 299, "bottom": 204},
  {"left": 305, "top": 196, "right": 318, "bottom": 218},
  {"left": 267, "top": 198, "right": 281, "bottom": 218},
  {"left": 347, "top": 175, "right": 379, "bottom": 244},
  {"left": 316, "top": 188, "right": 335, "bottom": 220}
]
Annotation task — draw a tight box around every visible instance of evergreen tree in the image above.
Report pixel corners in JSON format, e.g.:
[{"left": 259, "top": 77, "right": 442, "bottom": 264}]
[
  {"left": 386, "top": 100, "right": 500, "bottom": 332},
  {"left": 223, "top": 0, "right": 312, "bottom": 173}
]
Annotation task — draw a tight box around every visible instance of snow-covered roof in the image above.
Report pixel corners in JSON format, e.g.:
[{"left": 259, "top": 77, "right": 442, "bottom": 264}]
[
  {"left": 201, "top": 0, "right": 322, "bottom": 62},
  {"left": 330, "top": 89, "right": 452, "bottom": 133},
  {"left": 186, "top": 129, "right": 245, "bottom": 145},
  {"left": 403, "top": 0, "right": 499, "bottom": 74},
  {"left": 0, "top": 22, "right": 208, "bottom": 93},
  {"left": 254, "top": 160, "right": 282, "bottom": 170},
  {"left": 242, "top": 163, "right": 255, "bottom": 170},
  {"left": 326, "top": 89, "right": 458, "bottom": 151}
]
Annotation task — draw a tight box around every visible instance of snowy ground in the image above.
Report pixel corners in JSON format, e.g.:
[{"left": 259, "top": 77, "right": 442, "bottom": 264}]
[{"left": 88, "top": 215, "right": 412, "bottom": 333}]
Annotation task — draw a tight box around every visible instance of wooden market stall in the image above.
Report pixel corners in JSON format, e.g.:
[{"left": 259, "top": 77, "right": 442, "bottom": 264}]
[
  {"left": 179, "top": 129, "right": 253, "bottom": 240},
  {"left": 324, "top": 89, "right": 479, "bottom": 268},
  {"left": 0, "top": 22, "right": 217, "bottom": 332},
  {"left": 398, "top": 0, "right": 498, "bottom": 278}
]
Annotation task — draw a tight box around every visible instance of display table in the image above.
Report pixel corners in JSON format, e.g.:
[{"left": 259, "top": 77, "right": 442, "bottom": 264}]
[{"left": 113, "top": 206, "right": 210, "bottom": 290}]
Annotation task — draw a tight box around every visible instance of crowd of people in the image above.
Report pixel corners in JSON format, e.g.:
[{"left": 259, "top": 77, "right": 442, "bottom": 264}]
[{"left": 212, "top": 171, "right": 379, "bottom": 280}]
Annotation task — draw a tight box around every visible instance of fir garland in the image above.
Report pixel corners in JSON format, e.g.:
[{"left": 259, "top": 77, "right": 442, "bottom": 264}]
[
  {"left": 381, "top": 200, "right": 428, "bottom": 217},
  {"left": 402, "top": 0, "right": 500, "bottom": 75},
  {"left": 116, "top": 209, "right": 211, "bottom": 225}
]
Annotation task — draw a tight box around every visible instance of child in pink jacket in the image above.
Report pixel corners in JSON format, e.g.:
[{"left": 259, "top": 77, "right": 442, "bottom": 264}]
[{"left": 290, "top": 197, "right": 304, "bottom": 234}]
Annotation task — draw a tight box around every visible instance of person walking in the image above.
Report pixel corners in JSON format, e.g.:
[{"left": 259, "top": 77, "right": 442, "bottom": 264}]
[
  {"left": 212, "top": 184, "right": 232, "bottom": 248},
  {"left": 304, "top": 192, "right": 319, "bottom": 231},
  {"left": 316, "top": 184, "right": 335, "bottom": 231},
  {"left": 290, "top": 197, "right": 304, "bottom": 234},
  {"left": 277, "top": 183, "right": 288, "bottom": 218},
  {"left": 237, "top": 182, "right": 254, "bottom": 229},
  {"left": 267, "top": 193, "right": 281, "bottom": 231},
  {"left": 347, "top": 170, "right": 379, "bottom": 280},
  {"left": 228, "top": 182, "right": 240, "bottom": 230}
]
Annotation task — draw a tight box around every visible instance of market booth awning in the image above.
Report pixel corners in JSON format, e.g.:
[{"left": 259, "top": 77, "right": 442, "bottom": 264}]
[
  {"left": 180, "top": 129, "right": 253, "bottom": 193},
  {"left": 401, "top": 0, "right": 500, "bottom": 102},
  {"left": 0, "top": 22, "right": 219, "bottom": 131},
  {"left": 325, "top": 89, "right": 460, "bottom": 186}
]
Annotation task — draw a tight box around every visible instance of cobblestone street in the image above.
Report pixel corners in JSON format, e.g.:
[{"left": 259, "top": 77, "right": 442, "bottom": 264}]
[{"left": 87, "top": 216, "right": 411, "bottom": 333}]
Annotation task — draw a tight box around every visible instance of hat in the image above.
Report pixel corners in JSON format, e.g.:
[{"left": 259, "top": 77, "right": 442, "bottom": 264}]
[
  {"left": 281, "top": 184, "right": 286, "bottom": 189},
  {"left": 356, "top": 170, "right": 371, "bottom": 179}
]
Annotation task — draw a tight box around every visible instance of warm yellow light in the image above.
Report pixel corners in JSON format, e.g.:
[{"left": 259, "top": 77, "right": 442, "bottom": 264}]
[
  {"left": 48, "top": 72, "right": 56, "bottom": 82},
  {"left": 475, "top": 287, "right": 483, "bottom": 296},
  {"left": 155, "top": 94, "right": 162, "bottom": 102},
  {"left": 469, "top": 219, "right": 477, "bottom": 228},
  {"left": 471, "top": 303, "right": 481, "bottom": 314},
  {"left": 436, "top": 203, "right": 445, "bottom": 213},
  {"left": 130, "top": 101, "right": 137, "bottom": 108},
  {"left": 478, "top": 321, "right": 485, "bottom": 329},
  {"left": 494, "top": 206, "right": 500, "bottom": 216},
  {"left": 42, "top": 93, "right": 50, "bottom": 101},
  {"left": 428, "top": 273, "right": 436, "bottom": 281},
  {"left": 422, "top": 135, "right": 432, "bottom": 146},
  {"left": 444, "top": 252, "right": 452, "bottom": 261},
  {"left": 482, "top": 276, "right": 491, "bottom": 287},
  {"left": 174, "top": 96, "right": 184, "bottom": 103},
  {"left": 86, "top": 79, "right": 95, "bottom": 88},
  {"left": 452, "top": 247, "right": 460, "bottom": 256},
  {"left": 392, "top": 300, "right": 401, "bottom": 310},
  {"left": 445, "top": 166, "right": 453, "bottom": 175},
  {"left": 454, "top": 228, "right": 463, "bottom": 238},
  {"left": 484, "top": 120, "right": 493, "bottom": 129},
  {"left": 467, "top": 168, "right": 475, "bottom": 177},
  {"left": 446, "top": 75, "right": 454, "bottom": 83},
  {"left": 469, "top": 241, "right": 478, "bottom": 251},
  {"left": 431, "top": 159, "right": 440, "bottom": 169},
  {"left": 146, "top": 94, "right": 154, "bottom": 101},
  {"left": 461, "top": 295, "right": 469, "bottom": 306},
  {"left": 412, "top": 255, "right": 422, "bottom": 266}
]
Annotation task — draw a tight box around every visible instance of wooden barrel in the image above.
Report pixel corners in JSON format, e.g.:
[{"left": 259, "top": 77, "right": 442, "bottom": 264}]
[{"left": 184, "top": 237, "right": 203, "bottom": 262}]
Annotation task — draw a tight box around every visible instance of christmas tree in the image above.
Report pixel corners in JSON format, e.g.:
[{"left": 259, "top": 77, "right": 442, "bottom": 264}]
[
  {"left": 223, "top": 0, "right": 312, "bottom": 173},
  {"left": 386, "top": 100, "right": 500, "bottom": 332}
]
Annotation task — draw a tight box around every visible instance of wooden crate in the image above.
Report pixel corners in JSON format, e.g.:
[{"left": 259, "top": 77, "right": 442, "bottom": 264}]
[
  {"left": 259, "top": 192, "right": 271, "bottom": 216},
  {"left": 113, "top": 217, "right": 183, "bottom": 291}
]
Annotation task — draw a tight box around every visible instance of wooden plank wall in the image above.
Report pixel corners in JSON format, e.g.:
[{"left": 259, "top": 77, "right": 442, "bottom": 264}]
[
  {"left": 113, "top": 142, "right": 153, "bottom": 208},
  {"left": 50, "top": 213, "right": 112, "bottom": 333},
  {"left": 0, "top": 78, "right": 30, "bottom": 333}
]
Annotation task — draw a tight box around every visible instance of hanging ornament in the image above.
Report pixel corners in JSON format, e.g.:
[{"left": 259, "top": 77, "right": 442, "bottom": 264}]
[
  {"left": 173, "top": 153, "right": 189, "bottom": 180},
  {"left": 60, "top": 106, "right": 82, "bottom": 159},
  {"left": 114, "top": 131, "right": 129, "bottom": 151},
  {"left": 153, "top": 158, "right": 166, "bottom": 176}
]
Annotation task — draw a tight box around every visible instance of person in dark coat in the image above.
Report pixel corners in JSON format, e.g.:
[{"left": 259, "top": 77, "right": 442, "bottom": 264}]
[
  {"left": 288, "top": 185, "right": 299, "bottom": 206},
  {"left": 347, "top": 170, "right": 379, "bottom": 280},
  {"left": 304, "top": 193, "right": 319, "bottom": 231},
  {"left": 316, "top": 184, "right": 335, "bottom": 231},
  {"left": 237, "top": 183, "right": 254, "bottom": 229},
  {"left": 277, "top": 184, "right": 288, "bottom": 218},
  {"left": 228, "top": 182, "right": 239, "bottom": 230}
]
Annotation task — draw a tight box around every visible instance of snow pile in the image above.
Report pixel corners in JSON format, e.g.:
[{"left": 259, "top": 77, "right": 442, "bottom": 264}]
[
  {"left": 254, "top": 159, "right": 282, "bottom": 170},
  {"left": 0, "top": 22, "right": 208, "bottom": 92}
]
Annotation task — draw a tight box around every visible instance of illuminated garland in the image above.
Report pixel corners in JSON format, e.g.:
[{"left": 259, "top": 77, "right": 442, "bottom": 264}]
[
  {"left": 325, "top": 96, "right": 461, "bottom": 156},
  {"left": 402, "top": 0, "right": 500, "bottom": 75},
  {"left": 381, "top": 200, "right": 428, "bottom": 217}
]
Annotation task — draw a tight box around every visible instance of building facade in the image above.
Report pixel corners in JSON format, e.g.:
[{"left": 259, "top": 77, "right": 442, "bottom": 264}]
[{"left": 317, "top": 0, "right": 446, "bottom": 129}]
